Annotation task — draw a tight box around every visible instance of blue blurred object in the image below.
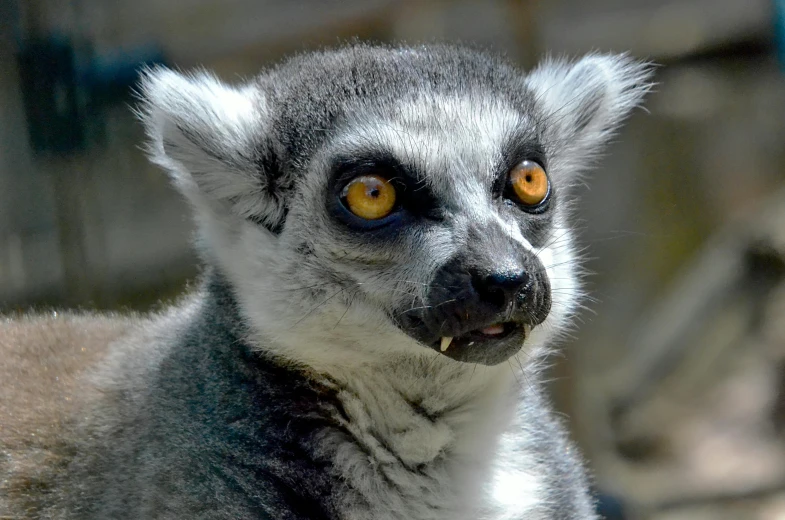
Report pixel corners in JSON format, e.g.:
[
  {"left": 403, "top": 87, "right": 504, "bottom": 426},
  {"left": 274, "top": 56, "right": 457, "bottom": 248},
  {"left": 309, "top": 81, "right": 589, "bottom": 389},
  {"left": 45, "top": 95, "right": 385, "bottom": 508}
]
[
  {"left": 16, "top": 35, "right": 85, "bottom": 155},
  {"left": 594, "top": 491, "right": 627, "bottom": 520},
  {"left": 776, "top": 0, "right": 785, "bottom": 70},
  {"left": 16, "top": 34, "right": 167, "bottom": 156},
  {"left": 89, "top": 45, "right": 167, "bottom": 103}
]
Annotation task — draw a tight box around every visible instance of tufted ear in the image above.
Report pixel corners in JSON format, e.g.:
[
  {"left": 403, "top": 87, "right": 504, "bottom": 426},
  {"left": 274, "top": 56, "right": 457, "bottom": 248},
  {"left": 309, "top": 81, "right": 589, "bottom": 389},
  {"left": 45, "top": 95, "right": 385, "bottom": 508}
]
[
  {"left": 137, "top": 67, "right": 285, "bottom": 232},
  {"left": 525, "top": 54, "right": 653, "bottom": 160}
]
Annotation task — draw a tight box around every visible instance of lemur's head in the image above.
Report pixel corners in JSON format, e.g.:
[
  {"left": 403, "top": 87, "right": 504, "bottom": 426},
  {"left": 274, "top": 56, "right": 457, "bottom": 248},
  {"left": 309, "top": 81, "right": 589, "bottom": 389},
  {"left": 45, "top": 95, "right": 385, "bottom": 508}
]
[{"left": 140, "top": 44, "right": 650, "bottom": 368}]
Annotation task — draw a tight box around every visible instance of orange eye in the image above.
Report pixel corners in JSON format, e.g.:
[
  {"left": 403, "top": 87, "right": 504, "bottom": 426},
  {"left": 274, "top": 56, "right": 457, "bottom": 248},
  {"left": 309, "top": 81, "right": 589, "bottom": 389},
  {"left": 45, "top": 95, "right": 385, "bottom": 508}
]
[
  {"left": 510, "top": 160, "right": 549, "bottom": 206},
  {"left": 342, "top": 175, "right": 397, "bottom": 220}
]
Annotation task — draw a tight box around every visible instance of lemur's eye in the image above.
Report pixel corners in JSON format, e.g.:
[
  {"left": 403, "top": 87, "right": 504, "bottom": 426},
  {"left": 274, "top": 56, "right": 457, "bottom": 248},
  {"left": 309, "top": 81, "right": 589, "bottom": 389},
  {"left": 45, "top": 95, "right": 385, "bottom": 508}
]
[
  {"left": 508, "top": 160, "right": 550, "bottom": 208},
  {"left": 342, "top": 175, "right": 397, "bottom": 220}
]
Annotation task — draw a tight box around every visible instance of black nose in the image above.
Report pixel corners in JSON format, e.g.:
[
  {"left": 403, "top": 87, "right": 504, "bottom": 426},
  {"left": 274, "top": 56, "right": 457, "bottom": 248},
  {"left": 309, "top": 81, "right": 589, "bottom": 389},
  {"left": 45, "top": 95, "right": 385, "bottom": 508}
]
[{"left": 471, "top": 268, "right": 530, "bottom": 310}]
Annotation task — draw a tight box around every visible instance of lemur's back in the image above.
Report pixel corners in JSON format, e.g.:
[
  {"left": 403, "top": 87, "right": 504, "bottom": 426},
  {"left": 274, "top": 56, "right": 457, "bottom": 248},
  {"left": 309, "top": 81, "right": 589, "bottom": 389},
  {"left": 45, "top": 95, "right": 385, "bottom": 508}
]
[{"left": 0, "top": 314, "right": 132, "bottom": 516}]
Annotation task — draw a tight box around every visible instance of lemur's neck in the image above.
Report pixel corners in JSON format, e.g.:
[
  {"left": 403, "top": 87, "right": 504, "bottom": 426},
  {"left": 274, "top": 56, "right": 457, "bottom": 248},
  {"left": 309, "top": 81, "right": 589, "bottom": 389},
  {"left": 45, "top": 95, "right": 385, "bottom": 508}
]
[
  {"left": 329, "top": 356, "right": 518, "bottom": 463},
  {"left": 334, "top": 354, "right": 515, "bottom": 417}
]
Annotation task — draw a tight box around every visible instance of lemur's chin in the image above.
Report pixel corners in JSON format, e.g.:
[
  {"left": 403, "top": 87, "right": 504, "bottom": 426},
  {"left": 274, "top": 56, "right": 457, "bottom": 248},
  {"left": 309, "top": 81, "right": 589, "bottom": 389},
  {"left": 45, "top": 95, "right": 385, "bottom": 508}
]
[{"left": 428, "top": 322, "right": 531, "bottom": 366}]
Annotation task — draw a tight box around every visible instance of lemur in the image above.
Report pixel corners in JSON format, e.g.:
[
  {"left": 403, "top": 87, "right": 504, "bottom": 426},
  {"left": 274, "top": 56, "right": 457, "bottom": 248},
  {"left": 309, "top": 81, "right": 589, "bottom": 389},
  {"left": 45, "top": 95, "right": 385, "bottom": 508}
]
[{"left": 0, "top": 43, "right": 651, "bottom": 519}]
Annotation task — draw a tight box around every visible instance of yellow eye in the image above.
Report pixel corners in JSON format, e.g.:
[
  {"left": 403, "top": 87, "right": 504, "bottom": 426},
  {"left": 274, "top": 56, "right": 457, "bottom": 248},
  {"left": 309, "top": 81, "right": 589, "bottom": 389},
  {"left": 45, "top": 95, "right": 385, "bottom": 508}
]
[
  {"left": 342, "top": 175, "right": 397, "bottom": 220},
  {"left": 510, "top": 160, "right": 549, "bottom": 206}
]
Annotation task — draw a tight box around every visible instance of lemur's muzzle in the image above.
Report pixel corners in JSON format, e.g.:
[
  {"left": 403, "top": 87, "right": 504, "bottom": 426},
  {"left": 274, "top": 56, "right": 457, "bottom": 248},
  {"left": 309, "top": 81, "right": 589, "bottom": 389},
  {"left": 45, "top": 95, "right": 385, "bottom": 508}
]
[{"left": 396, "top": 225, "right": 551, "bottom": 365}]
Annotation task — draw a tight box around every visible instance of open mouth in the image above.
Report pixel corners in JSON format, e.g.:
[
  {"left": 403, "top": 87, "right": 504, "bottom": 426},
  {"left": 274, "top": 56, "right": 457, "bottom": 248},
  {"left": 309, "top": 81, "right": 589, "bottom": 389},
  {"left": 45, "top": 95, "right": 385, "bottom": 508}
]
[
  {"left": 432, "top": 321, "right": 531, "bottom": 358},
  {"left": 397, "top": 313, "right": 535, "bottom": 365}
]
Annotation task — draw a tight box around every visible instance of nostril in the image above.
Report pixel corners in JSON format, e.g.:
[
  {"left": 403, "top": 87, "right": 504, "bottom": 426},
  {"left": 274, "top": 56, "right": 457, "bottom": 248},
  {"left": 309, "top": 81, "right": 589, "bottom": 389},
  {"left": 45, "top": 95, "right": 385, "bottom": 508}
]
[
  {"left": 471, "top": 269, "right": 530, "bottom": 309},
  {"left": 486, "top": 270, "right": 529, "bottom": 291}
]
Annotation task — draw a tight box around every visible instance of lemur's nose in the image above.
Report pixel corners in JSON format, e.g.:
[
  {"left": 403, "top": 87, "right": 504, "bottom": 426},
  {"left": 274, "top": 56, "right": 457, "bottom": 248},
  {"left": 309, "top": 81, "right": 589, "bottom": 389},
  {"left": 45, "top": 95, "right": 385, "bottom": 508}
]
[{"left": 470, "top": 268, "right": 531, "bottom": 310}]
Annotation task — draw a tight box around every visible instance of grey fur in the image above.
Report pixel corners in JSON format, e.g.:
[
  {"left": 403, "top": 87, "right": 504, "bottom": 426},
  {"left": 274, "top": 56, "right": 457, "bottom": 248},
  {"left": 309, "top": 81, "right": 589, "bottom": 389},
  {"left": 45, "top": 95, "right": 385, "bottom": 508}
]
[{"left": 0, "top": 43, "right": 651, "bottom": 519}]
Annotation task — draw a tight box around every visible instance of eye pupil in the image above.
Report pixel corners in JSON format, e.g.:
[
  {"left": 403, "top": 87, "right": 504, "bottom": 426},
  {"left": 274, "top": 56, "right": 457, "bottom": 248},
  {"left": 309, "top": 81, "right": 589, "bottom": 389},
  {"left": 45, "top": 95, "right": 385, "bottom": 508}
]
[{"left": 525, "top": 174, "right": 532, "bottom": 183}]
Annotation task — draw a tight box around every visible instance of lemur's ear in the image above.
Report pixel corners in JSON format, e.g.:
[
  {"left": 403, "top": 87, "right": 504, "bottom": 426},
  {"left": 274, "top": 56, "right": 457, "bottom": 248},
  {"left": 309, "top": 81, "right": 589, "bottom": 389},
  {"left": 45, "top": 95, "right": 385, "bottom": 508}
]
[
  {"left": 138, "top": 68, "right": 285, "bottom": 231},
  {"left": 526, "top": 54, "right": 653, "bottom": 160}
]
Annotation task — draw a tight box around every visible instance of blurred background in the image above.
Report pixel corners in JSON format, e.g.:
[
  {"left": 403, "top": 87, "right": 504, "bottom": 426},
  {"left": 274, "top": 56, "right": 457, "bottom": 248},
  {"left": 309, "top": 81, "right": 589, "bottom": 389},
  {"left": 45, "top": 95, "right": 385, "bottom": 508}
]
[{"left": 1, "top": 0, "right": 784, "bottom": 518}]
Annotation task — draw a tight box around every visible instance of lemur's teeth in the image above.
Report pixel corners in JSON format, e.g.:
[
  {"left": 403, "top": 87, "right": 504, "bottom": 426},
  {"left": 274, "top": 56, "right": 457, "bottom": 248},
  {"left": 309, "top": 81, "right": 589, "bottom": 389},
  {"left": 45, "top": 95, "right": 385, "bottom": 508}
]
[
  {"left": 523, "top": 324, "right": 532, "bottom": 336},
  {"left": 440, "top": 336, "right": 454, "bottom": 352}
]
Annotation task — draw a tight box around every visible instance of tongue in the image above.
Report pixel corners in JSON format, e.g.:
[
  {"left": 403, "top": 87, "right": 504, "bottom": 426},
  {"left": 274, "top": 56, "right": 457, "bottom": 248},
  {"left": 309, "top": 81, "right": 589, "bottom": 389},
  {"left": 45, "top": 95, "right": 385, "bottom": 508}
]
[{"left": 480, "top": 324, "right": 505, "bottom": 336}]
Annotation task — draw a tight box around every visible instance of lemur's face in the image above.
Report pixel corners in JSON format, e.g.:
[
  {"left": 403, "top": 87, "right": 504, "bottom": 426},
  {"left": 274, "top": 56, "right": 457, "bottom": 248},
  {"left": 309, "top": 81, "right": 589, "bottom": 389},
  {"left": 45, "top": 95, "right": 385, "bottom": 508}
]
[
  {"left": 141, "top": 45, "right": 650, "bottom": 368},
  {"left": 291, "top": 97, "right": 560, "bottom": 365}
]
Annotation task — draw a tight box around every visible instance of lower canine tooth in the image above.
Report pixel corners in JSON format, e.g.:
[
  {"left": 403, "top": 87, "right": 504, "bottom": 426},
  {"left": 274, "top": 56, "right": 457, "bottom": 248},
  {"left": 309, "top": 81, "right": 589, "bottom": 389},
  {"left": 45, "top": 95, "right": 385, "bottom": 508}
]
[
  {"left": 440, "top": 336, "right": 454, "bottom": 352},
  {"left": 523, "top": 324, "right": 532, "bottom": 336}
]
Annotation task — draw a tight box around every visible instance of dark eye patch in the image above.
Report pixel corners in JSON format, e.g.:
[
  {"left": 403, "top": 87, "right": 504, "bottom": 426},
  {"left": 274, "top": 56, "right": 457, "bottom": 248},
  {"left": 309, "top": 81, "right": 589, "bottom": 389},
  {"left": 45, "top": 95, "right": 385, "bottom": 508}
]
[{"left": 328, "top": 151, "right": 441, "bottom": 230}]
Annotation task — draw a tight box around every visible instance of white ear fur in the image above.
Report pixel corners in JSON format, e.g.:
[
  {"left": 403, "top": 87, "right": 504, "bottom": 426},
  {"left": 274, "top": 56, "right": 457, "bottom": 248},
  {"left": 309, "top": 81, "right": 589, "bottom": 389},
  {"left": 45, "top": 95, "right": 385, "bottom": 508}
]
[
  {"left": 137, "top": 68, "right": 285, "bottom": 228},
  {"left": 526, "top": 54, "right": 654, "bottom": 154}
]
